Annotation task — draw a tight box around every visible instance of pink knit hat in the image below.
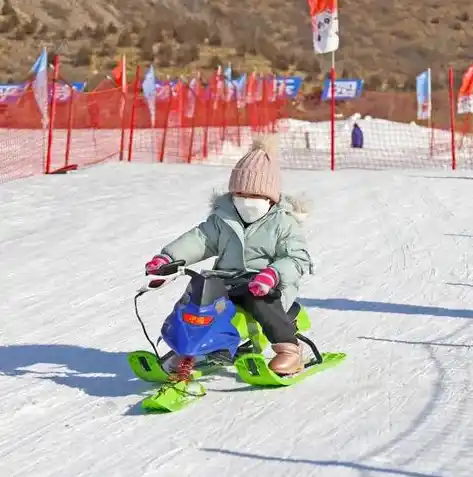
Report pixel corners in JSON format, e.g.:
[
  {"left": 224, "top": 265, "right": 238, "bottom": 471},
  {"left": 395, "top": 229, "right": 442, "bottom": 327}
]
[{"left": 228, "top": 135, "right": 281, "bottom": 203}]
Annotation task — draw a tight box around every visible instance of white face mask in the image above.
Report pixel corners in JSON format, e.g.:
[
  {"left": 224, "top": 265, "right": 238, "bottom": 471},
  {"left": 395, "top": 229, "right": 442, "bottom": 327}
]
[{"left": 232, "top": 196, "right": 271, "bottom": 223}]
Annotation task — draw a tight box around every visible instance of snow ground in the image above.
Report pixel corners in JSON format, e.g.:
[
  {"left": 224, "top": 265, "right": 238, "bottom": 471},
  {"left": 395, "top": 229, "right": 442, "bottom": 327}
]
[{"left": 1, "top": 162, "right": 473, "bottom": 476}]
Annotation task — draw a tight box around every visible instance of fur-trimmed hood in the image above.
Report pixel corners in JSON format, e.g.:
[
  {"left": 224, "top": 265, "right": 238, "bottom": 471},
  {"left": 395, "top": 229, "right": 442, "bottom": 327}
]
[
  {"left": 161, "top": 190, "right": 314, "bottom": 311},
  {"left": 209, "top": 191, "right": 311, "bottom": 224}
]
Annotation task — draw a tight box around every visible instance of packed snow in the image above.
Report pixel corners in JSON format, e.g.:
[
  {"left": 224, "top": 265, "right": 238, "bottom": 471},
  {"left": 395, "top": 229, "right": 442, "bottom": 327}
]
[{"left": 1, "top": 145, "right": 473, "bottom": 476}]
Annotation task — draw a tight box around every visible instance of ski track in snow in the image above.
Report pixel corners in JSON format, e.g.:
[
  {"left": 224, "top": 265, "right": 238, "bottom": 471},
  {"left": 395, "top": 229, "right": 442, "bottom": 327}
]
[{"left": 1, "top": 163, "right": 473, "bottom": 476}]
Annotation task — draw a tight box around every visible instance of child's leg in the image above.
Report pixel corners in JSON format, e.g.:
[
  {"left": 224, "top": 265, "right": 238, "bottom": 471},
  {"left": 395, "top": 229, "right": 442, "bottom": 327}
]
[
  {"left": 235, "top": 290, "right": 304, "bottom": 375},
  {"left": 236, "top": 291, "right": 298, "bottom": 344}
]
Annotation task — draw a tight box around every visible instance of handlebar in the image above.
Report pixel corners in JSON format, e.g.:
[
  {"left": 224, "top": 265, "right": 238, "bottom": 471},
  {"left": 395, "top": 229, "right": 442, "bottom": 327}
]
[{"left": 141, "top": 260, "right": 281, "bottom": 298}]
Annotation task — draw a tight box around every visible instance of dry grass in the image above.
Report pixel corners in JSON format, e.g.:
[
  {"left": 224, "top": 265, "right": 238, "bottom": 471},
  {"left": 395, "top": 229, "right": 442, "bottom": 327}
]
[{"left": 0, "top": 0, "right": 471, "bottom": 91}]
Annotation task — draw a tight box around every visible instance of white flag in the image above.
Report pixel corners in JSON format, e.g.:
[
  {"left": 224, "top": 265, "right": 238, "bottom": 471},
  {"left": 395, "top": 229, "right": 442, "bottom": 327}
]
[
  {"left": 308, "top": 0, "right": 339, "bottom": 54},
  {"left": 31, "top": 48, "right": 48, "bottom": 127}
]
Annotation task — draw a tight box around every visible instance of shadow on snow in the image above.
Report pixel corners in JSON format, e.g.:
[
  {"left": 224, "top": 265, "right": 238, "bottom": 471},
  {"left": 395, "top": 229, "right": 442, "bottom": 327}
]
[
  {"left": 298, "top": 298, "right": 473, "bottom": 319},
  {"left": 0, "top": 343, "right": 147, "bottom": 398},
  {"left": 201, "top": 448, "right": 444, "bottom": 477}
]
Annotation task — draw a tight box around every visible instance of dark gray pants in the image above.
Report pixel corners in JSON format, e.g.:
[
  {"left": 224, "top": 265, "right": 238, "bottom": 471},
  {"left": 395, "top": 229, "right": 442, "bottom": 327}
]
[{"left": 230, "top": 289, "right": 298, "bottom": 345}]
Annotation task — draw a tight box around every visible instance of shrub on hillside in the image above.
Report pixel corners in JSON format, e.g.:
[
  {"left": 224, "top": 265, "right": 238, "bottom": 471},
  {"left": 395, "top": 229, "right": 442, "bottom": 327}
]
[
  {"left": 23, "top": 16, "right": 39, "bottom": 35},
  {"left": 75, "top": 45, "right": 92, "bottom": 66},
  {"left": 106, "top": 22, "right": 118, "bottom": 34},
  {"left": 271, "top": 53, "right": 290, "bottom": 71},
  {"left": 366, "top": 74, "right": 382, "bottom": 91},
  {"left": 117, "top": 31, "right": 132, "bottom": 47},
  {"left": 207, "top": 55, "right": 222, "bottom": 70},
  {"left": 235, "top": 43, "right": 246, "bottom": 57},
  {"left": 69, "top": 28, "right": 82, "bottom": 40},
  {"left": 1, "top": 0, "right": 15, "bottom": 15},
  {"left": 0, "top": 11, "right": 19, "bottom": 33},
  {"left": 14, "top": 27, "right": 26, "bottom": 41},
  {"left": 99, "top": 42, "right": 115, "bottom": 58},
  {"left": 296, "top": 56, "right": 321, "bottom": 74},
  {"left": 402, "top": 74, "right": 416, "bottom": 91},
  {"left": 173, "top": 21, "right": 208, "bottom": 44},
  {"left": 140, "top": 41, "right": 155, "bottom": 62},
  {"left": 92, "top": 25, "right": 106, "bottom": 41},
  {"left": 175, "top": 45, "right": 199, "bottom": 65},
  {"left": 157, "top": 43, "right": 173, "bottom": 67},
  {"left": 208, "top": 32, "right": 222, "bottom": 46}
]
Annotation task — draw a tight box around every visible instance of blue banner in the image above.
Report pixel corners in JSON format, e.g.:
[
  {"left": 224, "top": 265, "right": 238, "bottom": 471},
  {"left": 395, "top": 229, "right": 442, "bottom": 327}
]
[
  {"left": 0, "top": 82, "right": 86, "bottom": 104},
  {"left": 416, "top": 69, "right": 431, "bottom": 120},
  {"left": 152, "top": 76, "right": 303, "bottom": 100},
  {"left": 276, "top": 76, "right": 302, "bottom": 98},
  {"left": 321, "top": 78, "right": 364, "bottom": 101}
]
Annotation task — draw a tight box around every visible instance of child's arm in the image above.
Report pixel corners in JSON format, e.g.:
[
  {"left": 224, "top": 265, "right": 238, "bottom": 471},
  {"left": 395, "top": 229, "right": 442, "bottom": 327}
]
[
  {"left": 271, "top": 220, "right": 314, "bottom": 288},
  {"left": 159, "top": 215, "right": 220, "bottom": 266}
]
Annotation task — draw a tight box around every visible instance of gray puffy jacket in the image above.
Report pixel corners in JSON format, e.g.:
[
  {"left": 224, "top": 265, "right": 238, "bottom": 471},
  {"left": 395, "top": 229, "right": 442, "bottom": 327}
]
[{"left": 160, "top": 192, "right": 314, "bottom": 310}]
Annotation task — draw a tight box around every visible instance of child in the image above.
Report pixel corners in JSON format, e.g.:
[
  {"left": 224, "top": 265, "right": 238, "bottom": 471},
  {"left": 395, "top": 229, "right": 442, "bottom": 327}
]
[{"left": 145, "top": 136, "right": 314, "bottom": 375}]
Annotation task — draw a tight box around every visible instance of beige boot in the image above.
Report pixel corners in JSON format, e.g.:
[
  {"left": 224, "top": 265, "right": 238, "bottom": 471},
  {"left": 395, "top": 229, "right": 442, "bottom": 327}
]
[{"left": 268, "top": 342, "right": 304, "bottom": 375}]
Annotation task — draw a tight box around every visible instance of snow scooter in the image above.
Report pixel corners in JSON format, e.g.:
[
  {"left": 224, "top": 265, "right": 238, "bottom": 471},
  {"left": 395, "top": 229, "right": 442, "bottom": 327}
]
[{"left": 128, "top": 260, "right": 346, "bottom": 412}]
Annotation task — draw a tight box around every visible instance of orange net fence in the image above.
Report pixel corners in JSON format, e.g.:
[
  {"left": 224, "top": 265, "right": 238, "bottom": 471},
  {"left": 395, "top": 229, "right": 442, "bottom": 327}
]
[
  {"left": 282, "top": 87, "right": 472, "bottom": 171},
  {"left": 0, "top": 71, "right": 472, "bottom": 184}
]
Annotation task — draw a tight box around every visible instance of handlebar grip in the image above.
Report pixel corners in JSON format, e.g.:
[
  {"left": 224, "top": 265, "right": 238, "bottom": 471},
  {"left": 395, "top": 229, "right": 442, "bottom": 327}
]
[{"left": 147, "top": 259, "right": 186, "bottom": 277}]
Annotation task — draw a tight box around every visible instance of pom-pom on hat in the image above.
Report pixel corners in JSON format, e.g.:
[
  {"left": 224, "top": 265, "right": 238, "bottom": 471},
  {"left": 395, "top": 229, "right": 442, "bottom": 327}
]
[{"left": 228, "top": 135, "right": 281, "bottom": 203}]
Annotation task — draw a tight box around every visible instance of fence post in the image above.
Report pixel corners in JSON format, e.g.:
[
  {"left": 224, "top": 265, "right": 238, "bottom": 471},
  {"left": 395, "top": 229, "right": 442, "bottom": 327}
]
[
  {"left": 187, "top": 83, "right": 197, "bottom": 164},
  {"left": 118, "top": 79, "right": 127, "bottom": 161},
  {"left": 330, "top": 66, "right": 336, "bottom": 171},
  {"left": 64, "top": 87, "right": 74, "bottom": 169},
  {"left": 448, "top": 66, "right": 457, "bottom": 170},
  {"left": 202, "top": 89, "right": 210, "bottom": 159},
  {"left": 127, "top": 65, "right": 141, "bottom": 162},
  {"left": 45, "top": 55, "right": 60, "bottom": 174},
  {"left": 159, "top": 83, "right": 172, "bottom": 163}
]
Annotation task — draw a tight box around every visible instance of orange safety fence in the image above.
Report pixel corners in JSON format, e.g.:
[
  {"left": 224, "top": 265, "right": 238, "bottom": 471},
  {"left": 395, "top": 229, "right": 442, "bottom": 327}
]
[
  {"left": 0, "top": 77, "right": 287, "bottom": 184},
  {"left": 0, "top": 66, "right": 472, "bottom": 184}
]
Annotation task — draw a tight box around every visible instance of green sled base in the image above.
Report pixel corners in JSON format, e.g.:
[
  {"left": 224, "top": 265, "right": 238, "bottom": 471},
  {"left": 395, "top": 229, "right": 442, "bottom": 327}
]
[{"left": 127, "top": 349, "right": 346, "bottom": 413}]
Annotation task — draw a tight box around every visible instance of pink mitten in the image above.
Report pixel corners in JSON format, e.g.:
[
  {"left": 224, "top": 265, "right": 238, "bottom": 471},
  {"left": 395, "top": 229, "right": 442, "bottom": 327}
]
[
  {"left": 248, "top": 268, "right": 279, "bottom": 297},
  {"left": 145, "top": 254, "right": 171, "bottom": 275}
]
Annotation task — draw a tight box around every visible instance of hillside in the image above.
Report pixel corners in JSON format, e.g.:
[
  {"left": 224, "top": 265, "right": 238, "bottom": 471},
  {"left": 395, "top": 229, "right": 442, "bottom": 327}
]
[{"left": 0, "top": 0, "right": 472, "bottom": 90}]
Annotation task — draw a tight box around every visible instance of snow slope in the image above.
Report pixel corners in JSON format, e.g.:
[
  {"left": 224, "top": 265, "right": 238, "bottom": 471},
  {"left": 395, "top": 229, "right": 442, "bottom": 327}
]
[{"left": 1, "top": 162, "right": 473, "bottom": 476}]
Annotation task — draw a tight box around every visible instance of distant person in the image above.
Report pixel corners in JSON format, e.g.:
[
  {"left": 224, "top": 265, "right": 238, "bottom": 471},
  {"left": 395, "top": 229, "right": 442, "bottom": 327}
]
[{"left": 351, "top": 122, "right": 364, "bottom": 148}]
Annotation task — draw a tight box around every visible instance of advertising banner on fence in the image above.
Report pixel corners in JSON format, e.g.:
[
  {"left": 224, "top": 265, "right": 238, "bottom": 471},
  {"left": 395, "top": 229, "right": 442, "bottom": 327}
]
[
  {"left": 152, "top": 76, "right": 303, "bottom": 101},
  {"left": 416, "top": 69, "right": 432, "bottom": 120},
  {"left": 142, "top": 65, "right": 156, "bottom": 125},
  {"left": 0, "top": 82, "right": 86, "bottom": 104},
  {"left": 321, "top": 78, "right": 363, "bottom": 100}
]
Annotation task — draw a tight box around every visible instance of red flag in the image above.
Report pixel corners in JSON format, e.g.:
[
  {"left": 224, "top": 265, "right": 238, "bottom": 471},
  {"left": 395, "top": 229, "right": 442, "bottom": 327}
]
[
  {"left": 458, "top": 65, "right": 473, "bottom": 114},
  {"left": 112, "top": 55, "right": 127, "bottom": 92}
]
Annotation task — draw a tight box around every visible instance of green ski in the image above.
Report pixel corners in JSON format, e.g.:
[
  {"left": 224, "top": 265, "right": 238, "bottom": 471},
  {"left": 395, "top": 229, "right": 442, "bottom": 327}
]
[
  {"left": 142, "top": 380, "right": 206, "bottom": 412},
  {"left": 128, "top": 351, "right": 169, "bottom": 382},
  {"left": 127, "top": 350, "right": 222, "bottom": 383},
  {"left": 234, "top": 352, "right": 346, "bottom": 387}
]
